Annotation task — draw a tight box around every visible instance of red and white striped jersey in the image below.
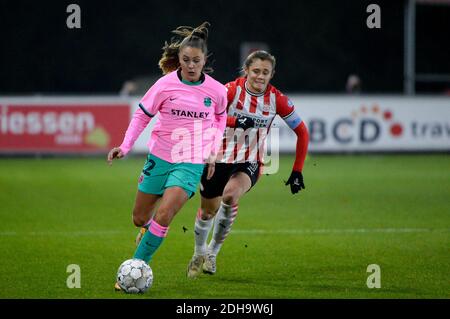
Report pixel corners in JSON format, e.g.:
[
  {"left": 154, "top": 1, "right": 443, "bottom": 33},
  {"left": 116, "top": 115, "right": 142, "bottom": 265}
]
[{"left": 217, "top": 77, "right": 302, "bottom": 164}]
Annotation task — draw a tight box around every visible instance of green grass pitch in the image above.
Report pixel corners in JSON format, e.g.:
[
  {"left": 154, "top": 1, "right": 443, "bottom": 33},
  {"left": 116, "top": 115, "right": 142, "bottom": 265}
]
[{"left": 0, "top": 154, "right": 449, "bottom": 299}]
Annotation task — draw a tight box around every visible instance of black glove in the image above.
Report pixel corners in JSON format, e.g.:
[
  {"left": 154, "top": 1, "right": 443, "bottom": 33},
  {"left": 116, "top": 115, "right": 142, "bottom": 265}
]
[
  {"left": 235, "top": 116, "right": 255, "bottom": 130},
  {"left": 285, "top": 171, "right": 305, "bottom": 194}
]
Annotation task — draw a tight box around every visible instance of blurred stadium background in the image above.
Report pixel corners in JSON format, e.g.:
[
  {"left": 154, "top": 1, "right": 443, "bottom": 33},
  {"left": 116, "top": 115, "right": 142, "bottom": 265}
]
[{"left": 0, "top": 0, "right": 449, "bottom": 299}]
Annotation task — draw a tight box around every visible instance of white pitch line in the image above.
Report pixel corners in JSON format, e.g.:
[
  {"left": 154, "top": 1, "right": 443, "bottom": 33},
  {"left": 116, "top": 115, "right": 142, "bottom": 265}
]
[
  {"left": 0, "top": 228, "right": 448, "bottom": 237},
  {"left": 0, "top": 230, "right": 126, "bottom": 237},
  {"left": 231, "top": 228, "right": 450, "bottom": 235}
]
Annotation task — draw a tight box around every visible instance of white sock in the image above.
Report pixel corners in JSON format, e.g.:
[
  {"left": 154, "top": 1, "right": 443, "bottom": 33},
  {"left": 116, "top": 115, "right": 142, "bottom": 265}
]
[
  {"left": 194, "top": 208, "right": 214, "bottom": 256},
  {"left": 208, "top": 202, "right": 238, "bottom": 256}
]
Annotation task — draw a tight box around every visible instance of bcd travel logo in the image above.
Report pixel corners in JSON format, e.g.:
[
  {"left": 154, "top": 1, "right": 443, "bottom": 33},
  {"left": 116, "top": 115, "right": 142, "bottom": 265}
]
[{"left": 308, "top": 104, "right": 404, "bottom": 145}]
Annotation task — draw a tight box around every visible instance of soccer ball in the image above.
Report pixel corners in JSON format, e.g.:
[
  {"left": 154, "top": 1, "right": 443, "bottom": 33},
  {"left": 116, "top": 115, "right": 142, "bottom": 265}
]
[{"left": 117, "top": 259, "right": 153, "bottom": 294}]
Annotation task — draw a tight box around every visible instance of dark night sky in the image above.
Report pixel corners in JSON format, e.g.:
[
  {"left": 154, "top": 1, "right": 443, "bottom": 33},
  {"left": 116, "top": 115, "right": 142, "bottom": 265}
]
[{"left": 0, "top": 0, "right": 449, "bottom": 94}]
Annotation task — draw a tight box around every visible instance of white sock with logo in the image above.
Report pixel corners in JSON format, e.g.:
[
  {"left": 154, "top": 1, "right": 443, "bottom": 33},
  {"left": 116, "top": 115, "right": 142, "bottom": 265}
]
[
  {"left": 208, "top": 202, "right": 238, "bottom": 256},
  {"left": 194, "top": 208, "right": 214, "bottom": 257}
]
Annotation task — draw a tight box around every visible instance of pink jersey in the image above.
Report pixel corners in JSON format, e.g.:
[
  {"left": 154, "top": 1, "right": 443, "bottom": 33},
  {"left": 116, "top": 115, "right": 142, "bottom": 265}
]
[{"left": 119, "top": 70, "right": 227, "bottom": 163}]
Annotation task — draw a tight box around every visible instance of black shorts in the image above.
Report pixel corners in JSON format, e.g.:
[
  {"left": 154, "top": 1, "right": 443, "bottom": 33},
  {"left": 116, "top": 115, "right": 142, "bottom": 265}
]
[{"left": 199, "top": 162, "right": 262, "bottom": 199}]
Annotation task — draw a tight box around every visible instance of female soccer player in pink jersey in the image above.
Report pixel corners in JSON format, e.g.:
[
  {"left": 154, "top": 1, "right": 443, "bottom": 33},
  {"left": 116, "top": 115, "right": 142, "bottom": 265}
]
[
  {"left": 107, "top": 22, "right": 227, "bottom": 289},
  {"left": 186, "top": 50, "right": 309, "bottom": 277}
]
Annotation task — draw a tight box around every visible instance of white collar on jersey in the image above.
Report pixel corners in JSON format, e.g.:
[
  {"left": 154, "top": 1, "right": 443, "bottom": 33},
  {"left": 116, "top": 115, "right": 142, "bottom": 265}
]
[{"left": 244, "top": 80, "right": 266, "bottom": 97}]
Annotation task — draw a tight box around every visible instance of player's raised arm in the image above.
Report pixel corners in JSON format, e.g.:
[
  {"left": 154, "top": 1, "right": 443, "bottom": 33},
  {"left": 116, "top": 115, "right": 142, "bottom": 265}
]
[
  {"left": 107, "top": 79, "right": 165, "bottom": 165},
  {"left": 106, "top": 107, "right": 152, "bottom": 165},
  {"left": 277, "top": 94, "right": 309, "bottom": 194}
]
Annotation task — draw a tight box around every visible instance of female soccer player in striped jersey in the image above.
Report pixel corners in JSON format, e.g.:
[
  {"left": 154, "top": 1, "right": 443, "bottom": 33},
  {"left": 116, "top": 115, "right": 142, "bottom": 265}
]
[
  {"left": 107, "top": 22, "right": 227, "bottom": 290},
  {"left": 186, "top": 50, "right": 309, "bottom": 277}
]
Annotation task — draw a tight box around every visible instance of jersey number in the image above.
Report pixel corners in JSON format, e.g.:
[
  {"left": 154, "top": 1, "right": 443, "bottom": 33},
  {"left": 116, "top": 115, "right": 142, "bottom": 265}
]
[{"left": 142, "top": 159, "right": 156, "bottom": 176}]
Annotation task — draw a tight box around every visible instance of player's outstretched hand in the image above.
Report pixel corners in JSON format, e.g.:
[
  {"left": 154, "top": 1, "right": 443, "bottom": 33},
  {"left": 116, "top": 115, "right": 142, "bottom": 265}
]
[
  {"left": 206, "top": 163, "right": 215, "bottom": 180},
  {"left": 205, "top": 154, "right": 216, "bottom": 180},
  {"left": 107, "top": 147, "right": 124, "bottom": 165},
  {"left": 235, "top": 116, "right": 255, "bottom": 130},
  {"left": 285, "top": 170, "right": 305, "bottom": 194}
]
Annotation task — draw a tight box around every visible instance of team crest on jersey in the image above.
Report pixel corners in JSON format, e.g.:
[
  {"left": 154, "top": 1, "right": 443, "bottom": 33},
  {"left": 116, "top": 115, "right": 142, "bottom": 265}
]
[
  {"left": 263, "top": 104, "right": 271, "bottom": 113},
  {"left": 204, "top": 97, "right": 212, "bottom": 107}
]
